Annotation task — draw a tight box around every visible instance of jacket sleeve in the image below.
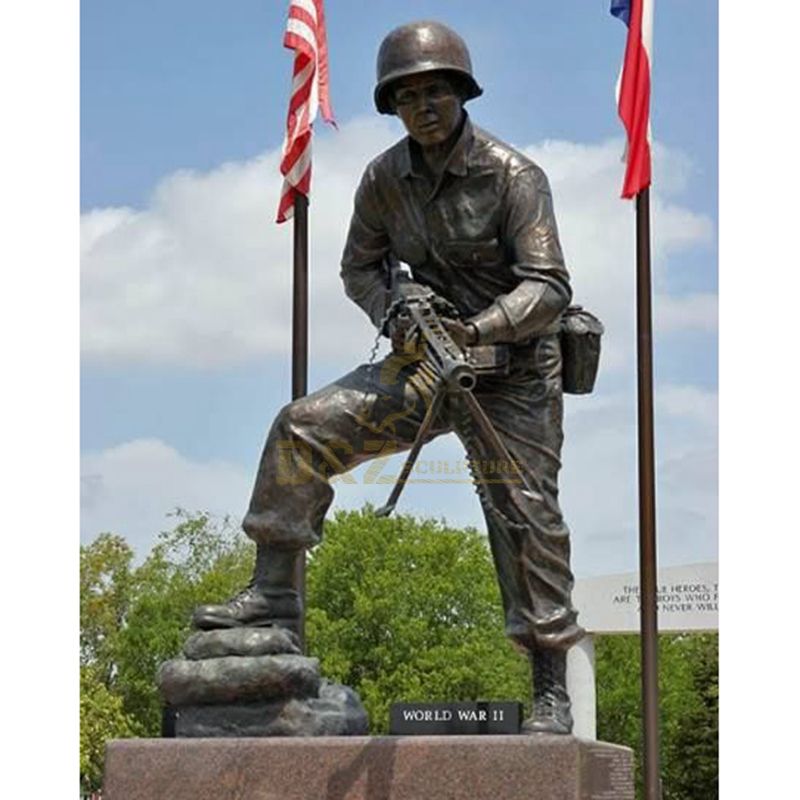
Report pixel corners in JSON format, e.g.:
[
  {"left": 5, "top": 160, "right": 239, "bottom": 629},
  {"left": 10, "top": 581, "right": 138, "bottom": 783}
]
[
  {"left": 468, "top": 165, "right": 572, "bottom": 344},
  {"left": 340, "top": 164, "right": 392, "bottom": 329}
]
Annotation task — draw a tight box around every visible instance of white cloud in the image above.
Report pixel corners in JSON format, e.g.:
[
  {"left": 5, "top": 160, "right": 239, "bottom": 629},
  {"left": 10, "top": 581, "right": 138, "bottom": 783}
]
[
  {"left": 657, "top": 384, "right": 718, "bottom": 427},
  {"left": 80, "top": 117, "right": 718, "bottom": 570},
  {"left": 520, "top": 138, "right": 715, "bottom": 373},
  {"left": 80, "top": 439, "right": 252, "bottom": 556},
  {"left": 561, "top": 384, "right": 718, "bottom": 576},
  {"left": 655, "top": 292, "right": 718, "bottom": 333},
  {"left": 80, "top": 379, "right": 717, "bottom": 573},
  {"left": 81, "top": 117, "right": 397, "bottom": 367},
  {"left": 82, "top": 118, "right": 715, "bottom": 374}
]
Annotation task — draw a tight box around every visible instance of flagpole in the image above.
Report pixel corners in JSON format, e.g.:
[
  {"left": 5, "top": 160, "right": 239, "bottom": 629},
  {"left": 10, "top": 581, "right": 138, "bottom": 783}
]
[
  {"left": 292, "top": 194, "right": 309, "bottom": 399},
  {"left": 635, "top": 186, "right": 661, "bottom": 800},
  {"left": 292, "top": 192, "right": 309, "bottom": 651}
]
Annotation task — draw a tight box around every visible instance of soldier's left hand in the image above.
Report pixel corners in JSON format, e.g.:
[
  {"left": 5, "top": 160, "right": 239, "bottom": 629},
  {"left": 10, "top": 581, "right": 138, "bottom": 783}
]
[{"left": 442, "top": 318, "right": 478, "bottom": 350}]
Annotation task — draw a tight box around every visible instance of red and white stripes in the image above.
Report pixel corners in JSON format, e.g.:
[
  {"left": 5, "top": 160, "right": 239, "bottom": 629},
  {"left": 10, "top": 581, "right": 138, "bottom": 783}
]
[
  {"left": 276, "top": 0, "right": 335, "bottom": 223},
  {"left": 612, "top": 0, "right": 653, "bottom": 199}
]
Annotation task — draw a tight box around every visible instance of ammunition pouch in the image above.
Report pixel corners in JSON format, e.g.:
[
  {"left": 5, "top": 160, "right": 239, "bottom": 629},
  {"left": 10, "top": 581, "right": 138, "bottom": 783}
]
[
  {"left": 559, "top": 305, "right": 604, "bottom": 394},
  {"left": 463, "top": 302, "right": 604, "bottom": 392}
]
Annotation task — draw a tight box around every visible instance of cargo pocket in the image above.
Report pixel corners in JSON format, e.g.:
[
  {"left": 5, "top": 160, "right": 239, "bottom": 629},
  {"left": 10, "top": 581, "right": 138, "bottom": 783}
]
[
  {"left": 521, "top": 334, "right": 562, "bottom": 403},
  {"left": 534, "top": 335, "right": 563, "bottom": 383}
]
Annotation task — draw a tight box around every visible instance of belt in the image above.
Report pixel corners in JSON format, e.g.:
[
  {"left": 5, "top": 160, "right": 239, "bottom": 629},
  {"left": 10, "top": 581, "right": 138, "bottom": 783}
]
[{"left": 468, "top": 321, "right": 562, "bottom": 376}]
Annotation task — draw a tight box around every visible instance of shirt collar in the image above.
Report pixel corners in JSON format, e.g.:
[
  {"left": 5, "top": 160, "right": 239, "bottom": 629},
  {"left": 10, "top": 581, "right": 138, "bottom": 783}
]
[{"left": 399, "top": 113, "right": 474, "bottom": 179}]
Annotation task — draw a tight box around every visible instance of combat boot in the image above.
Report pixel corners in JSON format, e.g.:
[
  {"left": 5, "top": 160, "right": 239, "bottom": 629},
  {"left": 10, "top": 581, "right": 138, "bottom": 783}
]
[
  {"left": 191, "top": 544, "right": 303, "bottom": 633},
  {"left": 522, "top": 649, "right": 574, "bottom": 735}
]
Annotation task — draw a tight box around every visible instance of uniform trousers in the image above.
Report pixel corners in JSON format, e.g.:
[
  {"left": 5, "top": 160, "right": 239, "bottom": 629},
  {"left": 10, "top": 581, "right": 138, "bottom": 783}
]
[{"left": 242, "top": 333, "right": 584, "bottom": 652}]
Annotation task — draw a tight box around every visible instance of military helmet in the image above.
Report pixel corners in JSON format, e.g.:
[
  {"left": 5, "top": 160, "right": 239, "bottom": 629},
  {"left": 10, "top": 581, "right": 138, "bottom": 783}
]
[{"left": 374, "top": 20, "right": 483, "bottom": 115}]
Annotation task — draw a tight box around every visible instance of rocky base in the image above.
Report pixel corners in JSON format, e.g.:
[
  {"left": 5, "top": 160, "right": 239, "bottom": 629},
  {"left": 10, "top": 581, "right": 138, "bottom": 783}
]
[
  {"left": 156, "top": 627, "right": 369, "bottom": 737},
  {"left": 175, "top": 680, "right": 368, "bottom": 737}
]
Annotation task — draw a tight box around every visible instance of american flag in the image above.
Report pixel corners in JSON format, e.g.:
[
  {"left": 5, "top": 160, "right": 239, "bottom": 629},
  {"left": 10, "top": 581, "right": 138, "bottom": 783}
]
[
  {"left": 611, "top": 0, "right": 653, "bottom": 198},
  {"left": 276, "top": 0, "right": 335, "bottom": 223}
]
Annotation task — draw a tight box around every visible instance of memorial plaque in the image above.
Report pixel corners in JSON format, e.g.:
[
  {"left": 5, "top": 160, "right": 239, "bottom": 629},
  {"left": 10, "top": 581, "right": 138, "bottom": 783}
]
[
  {"left": 389, "top": 701, "right": 521, "bottom": 735},
  {"left": 573, "top": 562, "right": 718, "bottom": 634},
  {"left": 580, "top": 744, "right": 635, "bottom": 800}
]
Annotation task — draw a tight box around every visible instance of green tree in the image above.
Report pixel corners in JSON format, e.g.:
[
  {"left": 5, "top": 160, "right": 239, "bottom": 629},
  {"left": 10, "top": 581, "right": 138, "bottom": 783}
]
[
  {"left": 595, "top": 632, "right": 719, "bottom": 800},
  {"left": 113, "top": 510, "right": 254, "bottom": 732},
  {"left": 79, "top": 510, "right": 254, "bottom": 786},
  {"left": 80, "top": 532, "right": 134, "bottom": 682},
  {"left": 80, "top": 507, "right": 718, "bottom": 798},
  {"left": 665, "top": 634, "right": 718, "bottom": 800},
  {"left": 306, "top": 507, "right": 530, "bottom": 732},
  {"left": 80, "top": 666, "right": 139, "bottom": 794},
  {"left": 80, "top": 533, "right": 139, "bottom": 792}
]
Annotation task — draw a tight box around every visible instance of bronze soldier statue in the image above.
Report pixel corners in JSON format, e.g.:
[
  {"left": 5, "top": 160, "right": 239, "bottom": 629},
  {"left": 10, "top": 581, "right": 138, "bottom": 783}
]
[{"left": 193, "top": 20, "right": 585, "bottom": 735}]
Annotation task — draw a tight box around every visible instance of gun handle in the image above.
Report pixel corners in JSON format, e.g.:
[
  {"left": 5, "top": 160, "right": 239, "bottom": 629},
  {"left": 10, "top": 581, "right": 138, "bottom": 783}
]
[{"left": 375, "top": 386, "right": 446, "bottom": 517}]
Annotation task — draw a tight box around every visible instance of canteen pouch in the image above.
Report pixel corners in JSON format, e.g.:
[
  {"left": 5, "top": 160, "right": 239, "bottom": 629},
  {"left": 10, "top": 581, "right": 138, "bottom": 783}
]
[{"left": 560, "top": 305, "right": 604, "bottom": 394}]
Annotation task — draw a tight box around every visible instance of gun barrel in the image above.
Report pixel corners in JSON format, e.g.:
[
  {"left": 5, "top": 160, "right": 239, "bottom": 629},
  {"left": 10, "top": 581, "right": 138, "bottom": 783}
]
[
  {"left": 440, "top": 358, "right": 477, "bottom": 391},
  {"left": 408, "top": 302, "right": 476, "bottom": 391}
]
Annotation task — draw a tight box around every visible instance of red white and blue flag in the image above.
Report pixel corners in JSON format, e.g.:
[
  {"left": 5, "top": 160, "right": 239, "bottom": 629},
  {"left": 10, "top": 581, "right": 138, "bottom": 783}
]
[
  {"left": 276, "top": 0, "right": 335, "bottom": 223},
  {"left": 611, "top": 0, "right": 653, "bottom": 198}
]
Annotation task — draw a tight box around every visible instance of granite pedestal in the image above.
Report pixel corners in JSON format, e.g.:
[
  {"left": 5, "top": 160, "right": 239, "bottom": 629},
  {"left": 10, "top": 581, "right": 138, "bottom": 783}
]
[{"left": 104, "top": 735, "right": 634, "bottom": 799}]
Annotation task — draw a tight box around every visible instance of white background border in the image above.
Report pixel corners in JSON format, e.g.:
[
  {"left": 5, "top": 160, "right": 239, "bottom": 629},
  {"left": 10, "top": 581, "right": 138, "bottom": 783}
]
[{"left": 3, "top": 1, "right": 798, "bottom": 795}]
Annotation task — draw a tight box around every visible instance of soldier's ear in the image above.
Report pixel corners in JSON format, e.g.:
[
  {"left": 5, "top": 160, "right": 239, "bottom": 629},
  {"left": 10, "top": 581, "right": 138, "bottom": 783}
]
[
  {"left": 449, "top": 74, "right": 470, "bottom": 104},
  {"left": 385, "top": 86, "right": 400, "bottom": 116}
]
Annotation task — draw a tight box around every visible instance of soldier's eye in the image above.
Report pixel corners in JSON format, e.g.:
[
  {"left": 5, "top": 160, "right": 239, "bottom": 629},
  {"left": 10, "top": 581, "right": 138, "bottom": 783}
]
[
  {"left": 427, "top": 82, "right": 453, "bottom": 99},
  {"left": 394, "top": 91, "right": 416, "bottom": 106}
]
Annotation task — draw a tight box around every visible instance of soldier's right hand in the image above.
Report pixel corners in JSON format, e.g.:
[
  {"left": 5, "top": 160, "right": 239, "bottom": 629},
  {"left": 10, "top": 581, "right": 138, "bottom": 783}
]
[
  {"left": 388, "top": 314, "right": 414, "bottom": 351},
  {"left": 394, "top": 277, "right": 434, "bottom": 303}
]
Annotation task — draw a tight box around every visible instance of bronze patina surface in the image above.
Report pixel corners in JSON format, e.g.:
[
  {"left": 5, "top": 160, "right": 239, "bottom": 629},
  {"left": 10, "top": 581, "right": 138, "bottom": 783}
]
[{"left": 191, "top": 19, "right": 588, "bottom": 736}]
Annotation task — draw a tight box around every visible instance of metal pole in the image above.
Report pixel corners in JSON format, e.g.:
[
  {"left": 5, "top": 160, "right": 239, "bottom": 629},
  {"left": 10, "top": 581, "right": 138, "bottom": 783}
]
[
  {"left": 292, "top": 193, "right": 309, "bottom": 400},
  {"left": 635, "top": 186, "right": 661, "bottom": 800},
  {"left": 292, "top": 192, "right": 309, "bottom": 650}
]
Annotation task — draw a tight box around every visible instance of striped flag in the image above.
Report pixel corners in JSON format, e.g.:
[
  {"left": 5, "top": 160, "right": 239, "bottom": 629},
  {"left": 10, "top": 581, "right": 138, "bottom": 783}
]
[
  {"left": 276, "top": 0, "right": 335, "bottom": 223},
  {"left": 611, "top": 0, "right": 653, "bottom": 198}
]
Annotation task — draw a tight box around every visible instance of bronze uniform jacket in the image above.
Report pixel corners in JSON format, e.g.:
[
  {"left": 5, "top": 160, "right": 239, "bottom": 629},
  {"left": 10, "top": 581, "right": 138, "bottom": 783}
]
[{"left": 340, "top": 114, "right": 571, "bottom": 345}]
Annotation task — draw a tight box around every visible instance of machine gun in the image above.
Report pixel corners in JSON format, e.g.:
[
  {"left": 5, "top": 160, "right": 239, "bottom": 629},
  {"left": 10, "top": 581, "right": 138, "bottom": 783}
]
[
  {"left": 389, "top": 280, "right": 478, "bottom": 392},
  {"left": 375, "top": 277, "right": 539, "bottom": 517}
]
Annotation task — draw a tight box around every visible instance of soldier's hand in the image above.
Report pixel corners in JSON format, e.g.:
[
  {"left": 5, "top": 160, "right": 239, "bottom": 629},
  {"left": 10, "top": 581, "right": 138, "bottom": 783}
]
[
  {"left": 388, "top": 315, "right": 413, "bottom": 351},
  {"left": 395, "top": 277, "right": 434, "bottom": 303},
  {"left": 442, "top": 318, "right": 479, "bottom": 350}
]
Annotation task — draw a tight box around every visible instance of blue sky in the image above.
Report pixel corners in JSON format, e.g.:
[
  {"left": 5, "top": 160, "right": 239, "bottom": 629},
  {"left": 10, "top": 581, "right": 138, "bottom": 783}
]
[
  {"left": 8, "top": 2, "right": 796, "bottom": 791},
  {"left": 81, "top": 0, "right": 717, "bottom": 215},
  {"left": 80, "top": 0, "right": 719, "bottom": 577}
]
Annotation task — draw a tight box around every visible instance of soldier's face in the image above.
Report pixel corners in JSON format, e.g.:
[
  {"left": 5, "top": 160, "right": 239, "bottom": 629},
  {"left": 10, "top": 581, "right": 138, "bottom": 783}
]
[{"left": 392, "top": 73, "right": 464, "bottom": 147}]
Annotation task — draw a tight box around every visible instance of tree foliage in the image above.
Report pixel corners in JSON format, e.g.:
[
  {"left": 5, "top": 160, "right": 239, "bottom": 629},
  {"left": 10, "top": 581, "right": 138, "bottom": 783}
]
[
  {"left": 80, "top": 533, "right": 134, "bottom": 684},
  {"left": 595, "top": 632, "right": 719, "bottom": 800},
  {"left": 306, "top": 508, "right": 530, "bottom": 732},
  {"left": 80, "top": 666, "right": 139, "bottom": 793},
  {"left": 80, "top": 507, "right": 718, "bottom": 800},
  {"left": 79, "top": 511, "right": 253, "bottom": 791}
]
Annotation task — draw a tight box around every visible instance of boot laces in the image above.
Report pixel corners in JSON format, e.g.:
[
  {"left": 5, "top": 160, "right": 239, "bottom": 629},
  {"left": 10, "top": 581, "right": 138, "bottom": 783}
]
[
  {"left": 228, "top": 585, "right": 259, "bottom": 609},
  {"left": 534, "top": 656, "right": 568, "bottom": 716},
  {"left": 534, "top": 686, "right": 560, "bottom": 715}
]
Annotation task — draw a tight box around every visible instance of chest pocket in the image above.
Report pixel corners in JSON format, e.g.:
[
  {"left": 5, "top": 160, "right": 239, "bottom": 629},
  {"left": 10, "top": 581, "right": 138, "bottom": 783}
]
[
  {"left": 391, "top": 232, "right": 427, "bottom": 267},
  {"left": 438, "top": 237, "right": 505, "bottom": 269}
]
